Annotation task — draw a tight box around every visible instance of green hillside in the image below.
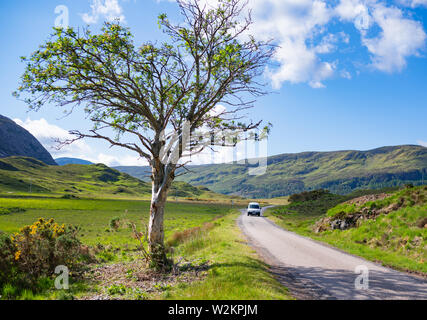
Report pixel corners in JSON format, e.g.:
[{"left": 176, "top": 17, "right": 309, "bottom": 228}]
[
  {"left": 0, "top": 156, "right": 221, "bottom": 199},
  {"left": 173, "top": 145, "right": 427, "bottom": 198}
]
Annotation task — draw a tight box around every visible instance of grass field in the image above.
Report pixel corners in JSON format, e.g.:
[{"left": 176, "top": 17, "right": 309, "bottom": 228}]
[
  {"left": 264, "top": 186, "right": 427, "bottom": 275},
  {"left": 0, "top": 195, "right": 232, "bottom": 248},
  {"left": 0, "top": 194, "right": 292, "bottom": 300}
]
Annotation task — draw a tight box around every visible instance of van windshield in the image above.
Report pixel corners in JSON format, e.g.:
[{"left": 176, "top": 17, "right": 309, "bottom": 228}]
[{"left": 249, "top": 204, "right": 260, "bottom": 209}]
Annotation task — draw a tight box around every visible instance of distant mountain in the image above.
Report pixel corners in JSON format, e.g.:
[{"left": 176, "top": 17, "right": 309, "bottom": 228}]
[
  {"left": 55, "top": 157, "right": 93, "bottom": 165},
  {"left": 115, "top": 145, "right": 427, "bottom": 198},
  {"left": 0, "top": 114, "right": 56, "bottom": 165}
]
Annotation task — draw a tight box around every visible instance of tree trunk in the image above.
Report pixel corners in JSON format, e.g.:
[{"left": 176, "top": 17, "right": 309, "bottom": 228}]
[
  {"left": 148, "top": 184, "right": 168, "bottom": 269},
  {"left": 147, "top": 160, "right": 174, "bottom": 270}
]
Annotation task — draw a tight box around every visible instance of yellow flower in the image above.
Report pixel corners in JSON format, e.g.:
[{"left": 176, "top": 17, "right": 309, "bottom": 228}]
[
  {"left": 30, "top": 224, "right": 38, "bottom": 235},
  {"left": 15, "top": 250, "right": 21, "bottom": 260}
]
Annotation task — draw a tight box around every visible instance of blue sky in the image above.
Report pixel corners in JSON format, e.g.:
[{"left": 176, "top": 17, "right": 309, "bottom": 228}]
[{"left": 0, "top": 0, "right": 426, "bottom": 166}]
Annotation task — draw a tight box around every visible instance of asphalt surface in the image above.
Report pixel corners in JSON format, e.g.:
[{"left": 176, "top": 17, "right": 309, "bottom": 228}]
[{"left": 238, "top": 207, "right": 427, "bottom": 300}]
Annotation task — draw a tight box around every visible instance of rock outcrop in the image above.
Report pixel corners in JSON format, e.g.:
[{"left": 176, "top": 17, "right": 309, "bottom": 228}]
[{"left": 313, "top": 193, "right": 406, "bottom": 233}]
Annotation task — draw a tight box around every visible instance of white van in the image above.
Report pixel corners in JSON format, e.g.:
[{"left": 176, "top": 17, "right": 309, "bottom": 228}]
[{"left": 247, "top": 202, "right": 261, "bottom": 216}]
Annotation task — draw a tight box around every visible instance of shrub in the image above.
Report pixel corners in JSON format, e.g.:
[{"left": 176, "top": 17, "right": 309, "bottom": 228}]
[
  {"left": 0, "top": 232, "right": 15, "bottom": 285},
  {"left": 61, "top": 194, "right": 80, "bottom": 199},
  {"left": 97, "top": 250, "right": 116, "bottom": 263},
  {"left": 0, "top": 219, "right": 91, "bottom": 298},
  {"left": 1, "top": 284, "right": 18, "bottom": 299},
  {"left": 107, "top": 284, "right": 127, "bottom": 295},
  {"left": 113, "top": 187, "right": 131, "bottom": 194},
  {"left": 11, "top": 218, "right": 83, "bottom": 279},
  {"left": 0, "top": 207, "right": 26, "bottom": 215},
  {"left": 289, "top": 189, "right": 331, "bottom": 203},
  {"left": 417, "top": 217, "right": 427, "bottom": 228},
  {"left": 109, "top": 217, "right": 121, "bottom": 231},
  {"left": 56, "top": 290, "right": 75, "bottom": 300}
]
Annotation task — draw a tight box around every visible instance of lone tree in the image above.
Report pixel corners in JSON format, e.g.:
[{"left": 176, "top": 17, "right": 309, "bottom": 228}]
[{"left": 15, "top": 0, "right": 273, "bottom": 268}]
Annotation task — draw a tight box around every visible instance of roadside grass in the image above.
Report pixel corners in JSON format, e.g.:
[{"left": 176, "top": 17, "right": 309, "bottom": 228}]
[
  {"left": 1, "top": 278, "right": 97, "bottom": 301},
  {"left": 264, "top": 186, "right": 427, "bottom": 275},
  {"left": 163, "top": 213, "right": 293, "bottom": 300}
]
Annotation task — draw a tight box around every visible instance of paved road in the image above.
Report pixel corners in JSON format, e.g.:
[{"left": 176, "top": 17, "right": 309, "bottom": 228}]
[{"left": 238, "top": 207, "right": 427, "bottom": 300}]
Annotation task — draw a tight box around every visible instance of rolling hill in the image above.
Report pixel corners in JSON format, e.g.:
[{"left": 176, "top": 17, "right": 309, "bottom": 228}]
[
  {"left": 0, "top": 156, "right": 223, "bottom": 199},
  {"left": 0, "top": 115, "right": 56, "bottom": 165},
  {"left": 116, "top": 145, "right": 427, "bottom": 198}
]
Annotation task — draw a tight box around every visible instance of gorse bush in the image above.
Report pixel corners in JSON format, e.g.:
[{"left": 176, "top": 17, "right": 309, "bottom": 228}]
[
  {"left": 11, "top": 218, "right": 83, "bottom": 279},
  {"left": 0, "top": 218, "right": 91, "bottom": 299},
  {"left": 0, "top": 232, "right": 15, "bottom": 285}
]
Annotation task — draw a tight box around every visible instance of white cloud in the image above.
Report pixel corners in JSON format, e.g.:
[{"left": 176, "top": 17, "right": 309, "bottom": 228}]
[
  {"left": 159, "top": 0, "right": 426, "bottom": 88},
  {"left": 13, "top": 118, "right": 92, "bottom": 158},
  {"left": 335, "top": 0, "right": 370, "bottom": 22},
  {"left": 89, "top": 153, "right": 147, "bottom": 166},
  {"left": 418, "top": 140, "right": 427, "bottom": 147},
  {"left": 336, "top": 1, "right": 426, "bottom": 73},
  {"left": 362, "top": 4, "right": 426, "bottom": 72},
  {"left": 249, "top": 0, "right": 336, "bottom": 89},
  {"left": 159, "top": 0, "right": 338, "bottom": 88},
  {"left": 81, "top": 0, "right": 125, "bottom": 24},
  {"left": 208, "top": 104, "right": 227, "bottom": 117},
  {"left": 398, "top": 0, "right": 427, "bottom": 8}
]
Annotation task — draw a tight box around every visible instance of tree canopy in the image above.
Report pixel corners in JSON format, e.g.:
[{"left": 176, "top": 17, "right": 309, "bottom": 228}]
[
  {"left": 16, "top": 0, "right": 273, "bottom": 165},
  {"left": 15, "top": 0, "right": 274, "bottom": 268}
]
